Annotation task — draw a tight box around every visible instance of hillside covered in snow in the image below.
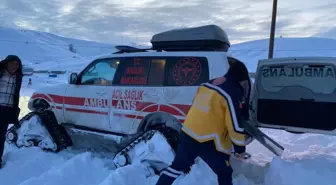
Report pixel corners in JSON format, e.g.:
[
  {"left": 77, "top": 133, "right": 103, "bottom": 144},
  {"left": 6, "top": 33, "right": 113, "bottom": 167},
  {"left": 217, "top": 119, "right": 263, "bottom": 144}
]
[
  {"left": 1, "top": 27, "right": 336, "bottom": 72},
  {"left": 230, "top": 37, "right": 336, "bottom": 72},
  {"left": 0, "top": 27, "right": 116, "bottom": 72}
]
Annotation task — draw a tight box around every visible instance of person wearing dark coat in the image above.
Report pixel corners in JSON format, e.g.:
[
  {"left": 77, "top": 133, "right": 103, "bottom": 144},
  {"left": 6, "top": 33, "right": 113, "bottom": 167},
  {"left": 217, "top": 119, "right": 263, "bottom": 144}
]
[
  {"left": 155, "top": 60, "right": 252, "bottom": 185},
  {"left": 0, "top": 55, "right": 23, "bottom": 168}
]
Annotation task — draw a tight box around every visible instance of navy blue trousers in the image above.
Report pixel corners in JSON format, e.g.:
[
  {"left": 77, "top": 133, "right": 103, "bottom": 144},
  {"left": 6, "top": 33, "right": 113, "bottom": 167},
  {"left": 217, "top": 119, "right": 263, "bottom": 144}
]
[{"left": 155, "top": 131, "right": 233, "bottom": 185}]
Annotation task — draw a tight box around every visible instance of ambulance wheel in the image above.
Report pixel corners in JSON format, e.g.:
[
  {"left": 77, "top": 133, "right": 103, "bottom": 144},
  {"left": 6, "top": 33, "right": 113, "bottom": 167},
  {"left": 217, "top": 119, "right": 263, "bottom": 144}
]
[
  {"left": 6, "top": 128, "right": 18, "bottom": 144},
  {"left": 146, "top": 124, "right": 180, "bottom": 152}
]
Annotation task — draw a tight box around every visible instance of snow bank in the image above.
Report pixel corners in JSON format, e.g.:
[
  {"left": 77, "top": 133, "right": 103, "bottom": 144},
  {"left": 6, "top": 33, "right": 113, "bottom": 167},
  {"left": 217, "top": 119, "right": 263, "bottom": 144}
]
[
  {"left": 2, "top": 144, "right": 335, "bottom": 185},
  {"left": 1, "top": 147, "right": 111, "bottom": 185},
  {"left": 265, "top": 155, "right": 336, "bottom": 185}
]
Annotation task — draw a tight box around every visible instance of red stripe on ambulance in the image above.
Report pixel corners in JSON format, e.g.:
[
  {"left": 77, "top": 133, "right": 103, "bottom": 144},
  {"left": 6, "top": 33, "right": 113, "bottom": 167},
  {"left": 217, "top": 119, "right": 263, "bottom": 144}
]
[
  {"left": 31, "top": 93, "right": 190, "bottom": 120},
  {"left": 65, "top": 108, "right": 108, "bottom": 115}
]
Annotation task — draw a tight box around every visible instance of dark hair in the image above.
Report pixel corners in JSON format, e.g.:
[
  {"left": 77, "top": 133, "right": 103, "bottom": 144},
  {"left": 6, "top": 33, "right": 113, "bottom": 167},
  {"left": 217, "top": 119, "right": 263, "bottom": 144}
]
[
  {"left": 227, "top": 59, "right": 250, "bottom": 82},
  {"left": 3, "top": 55, "right": 20, "bottom": 64},
  {"left": 0, "top": 55, "right": 23, "bottom": 77}
]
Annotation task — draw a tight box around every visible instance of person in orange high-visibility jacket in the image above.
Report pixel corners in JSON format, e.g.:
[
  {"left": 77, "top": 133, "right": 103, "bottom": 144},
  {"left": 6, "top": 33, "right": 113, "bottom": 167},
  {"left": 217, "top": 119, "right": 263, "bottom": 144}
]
[{"left": 155, "top": 60, "right": 252, "bottom": 185}]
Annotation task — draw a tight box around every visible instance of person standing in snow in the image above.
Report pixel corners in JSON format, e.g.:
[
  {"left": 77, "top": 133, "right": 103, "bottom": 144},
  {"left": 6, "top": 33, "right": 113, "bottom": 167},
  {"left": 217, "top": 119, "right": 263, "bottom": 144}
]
[
  {"left": 0, "top": 55, "right": 23, "bottom": 168},
  {"left": 155, "top": 60, "right": 252, "bottom": 185}
]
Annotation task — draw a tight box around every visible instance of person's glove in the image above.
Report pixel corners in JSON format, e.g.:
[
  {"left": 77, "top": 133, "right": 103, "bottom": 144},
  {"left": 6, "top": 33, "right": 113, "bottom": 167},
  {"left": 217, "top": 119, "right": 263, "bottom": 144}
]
[
  {"left": 233, "top": 152, "right": 251, "bottom": 160},
  {"left": 245, "top": 134, "right": 254, "bottom": 145},
  {"left": 234, "top": 152, "right": 246, "bottom": 160}
]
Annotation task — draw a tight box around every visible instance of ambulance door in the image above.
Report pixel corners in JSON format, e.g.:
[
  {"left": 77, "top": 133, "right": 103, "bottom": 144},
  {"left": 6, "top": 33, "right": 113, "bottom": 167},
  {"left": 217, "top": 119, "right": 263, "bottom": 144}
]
[
  {"left": 110, "top": 57, "right": 165, "bottom": 135},
  {"left": 251, "top": 57, "right": 336, "bottom": 135},
  {"left": 63, "top": 58, "right": 120, "bottom": 131}
]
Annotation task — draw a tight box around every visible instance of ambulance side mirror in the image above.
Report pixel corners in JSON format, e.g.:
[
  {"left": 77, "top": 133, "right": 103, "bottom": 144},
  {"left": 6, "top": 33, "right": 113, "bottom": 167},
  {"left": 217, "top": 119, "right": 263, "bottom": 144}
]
[{"left": 68, "top": 73, "right": 78, "bottom": 84}]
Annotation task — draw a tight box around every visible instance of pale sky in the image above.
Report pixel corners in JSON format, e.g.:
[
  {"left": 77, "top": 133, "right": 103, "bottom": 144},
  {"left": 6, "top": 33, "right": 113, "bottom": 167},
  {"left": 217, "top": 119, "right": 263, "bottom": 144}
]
[{"left": 0, "top": 0, "right": 335, "bottom": 45}]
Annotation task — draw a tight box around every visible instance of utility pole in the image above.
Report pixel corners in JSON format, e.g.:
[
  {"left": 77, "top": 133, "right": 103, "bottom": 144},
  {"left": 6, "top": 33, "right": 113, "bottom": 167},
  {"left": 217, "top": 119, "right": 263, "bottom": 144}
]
[{"left": 268, "top": 0, "right": 278, "bottom": 59}]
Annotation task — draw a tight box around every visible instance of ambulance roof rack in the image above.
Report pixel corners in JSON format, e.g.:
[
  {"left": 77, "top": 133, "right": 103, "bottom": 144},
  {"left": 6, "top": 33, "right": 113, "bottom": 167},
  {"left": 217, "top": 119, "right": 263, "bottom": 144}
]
[
  {"left": 113, "top": 45, "right": 150, "bottom": 54},
  {"left": 113, "top": 25, "right": 231, "bottom": 54},
  {"left": 150, "top": 24, "right": 231, "bottom": 52}
]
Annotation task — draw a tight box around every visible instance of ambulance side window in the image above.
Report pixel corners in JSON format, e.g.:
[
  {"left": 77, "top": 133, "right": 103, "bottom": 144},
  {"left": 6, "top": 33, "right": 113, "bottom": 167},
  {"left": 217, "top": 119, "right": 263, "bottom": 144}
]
[
  {"left": 148, "top": 59, "right": 166, "bottom": 86},
  {"left": 113, "top": 57, "right": 151, "bottom": 86},
  {"left": 164, "top": 57, "right": 209, "bottom": 86},
  {"left": 80, "top": 58, "right": 120, "bottom": 86},
  {"left": 112, "top": 56, "right": 209, "bottom": 86}
]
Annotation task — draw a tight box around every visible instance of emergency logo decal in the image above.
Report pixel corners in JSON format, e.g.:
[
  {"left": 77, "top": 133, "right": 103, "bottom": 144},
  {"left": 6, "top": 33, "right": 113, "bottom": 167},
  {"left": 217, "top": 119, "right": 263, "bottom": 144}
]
[{"left": 173, "top": 57, "right": 202, "bottom": 85}]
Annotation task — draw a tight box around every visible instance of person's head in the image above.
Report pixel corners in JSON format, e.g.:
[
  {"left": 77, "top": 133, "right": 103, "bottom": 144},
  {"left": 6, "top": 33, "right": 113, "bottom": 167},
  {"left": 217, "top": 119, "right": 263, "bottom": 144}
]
[
  {"left": 7, "top": 60, "right": 20, "bottom": 74},
  {"left": 2, "top": 55, "right": 22, "bottom": 76},
  {"left": 226, "top": 58, "right": 251, "bottom": 100}
]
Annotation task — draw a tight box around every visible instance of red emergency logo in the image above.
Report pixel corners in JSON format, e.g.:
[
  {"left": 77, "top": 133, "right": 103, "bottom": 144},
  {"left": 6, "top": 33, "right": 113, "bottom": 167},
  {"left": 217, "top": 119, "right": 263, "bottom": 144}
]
[{"left": 173, "top": 57, "right": 202, "bottom": 85}]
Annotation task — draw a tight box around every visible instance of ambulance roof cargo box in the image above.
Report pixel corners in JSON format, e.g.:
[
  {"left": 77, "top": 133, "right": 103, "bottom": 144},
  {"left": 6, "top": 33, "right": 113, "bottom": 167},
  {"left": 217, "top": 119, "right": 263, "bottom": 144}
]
[{"left": 151, "top": 25, "right": 231, "bottom": 52}]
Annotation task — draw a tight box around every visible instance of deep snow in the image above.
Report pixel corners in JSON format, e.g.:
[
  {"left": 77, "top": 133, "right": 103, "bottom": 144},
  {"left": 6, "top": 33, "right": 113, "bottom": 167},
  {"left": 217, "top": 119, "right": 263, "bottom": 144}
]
[{"left": 0, "top": 74, "right": 335, "bottom": 185}]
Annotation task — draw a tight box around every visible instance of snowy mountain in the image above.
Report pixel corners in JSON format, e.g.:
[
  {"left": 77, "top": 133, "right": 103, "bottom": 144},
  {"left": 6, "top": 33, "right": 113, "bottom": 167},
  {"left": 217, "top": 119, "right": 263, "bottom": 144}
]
[
  {"left": 0, "top": 27, "right": 116, "bottom": 72},
  {"left": 1, "top": 27, "right": 336, "bottom": 73},
  {"left": 230, "top": 37, "right": 336, "bottom": 72}
]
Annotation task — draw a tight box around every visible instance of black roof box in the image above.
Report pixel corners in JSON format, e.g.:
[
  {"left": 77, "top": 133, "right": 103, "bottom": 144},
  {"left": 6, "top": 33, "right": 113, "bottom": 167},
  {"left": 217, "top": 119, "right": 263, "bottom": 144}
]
[{"left": 150, "top": 25, "right": 230, "bottom": 52}]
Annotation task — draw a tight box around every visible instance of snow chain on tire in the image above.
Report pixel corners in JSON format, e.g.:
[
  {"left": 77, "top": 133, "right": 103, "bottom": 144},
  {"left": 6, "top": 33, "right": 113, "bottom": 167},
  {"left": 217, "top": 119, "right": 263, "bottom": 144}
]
[
  {"left": 116, "top": 130, "right": 157, "bottom": 161},
  {"left": 148, "top": 124, "right": 179, "bottom": 151},
  {"left": 7, "top": 110, "right": 73, "bottom": 152},
  {"left": 115, "top": 125, "right": 180, "bottom": 163}
]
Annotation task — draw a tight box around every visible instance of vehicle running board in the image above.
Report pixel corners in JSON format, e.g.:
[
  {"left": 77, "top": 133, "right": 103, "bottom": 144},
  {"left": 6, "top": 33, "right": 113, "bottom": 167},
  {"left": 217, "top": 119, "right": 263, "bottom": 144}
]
[{"left": 241, "top": 120, "right": 285, "bottom": 156}]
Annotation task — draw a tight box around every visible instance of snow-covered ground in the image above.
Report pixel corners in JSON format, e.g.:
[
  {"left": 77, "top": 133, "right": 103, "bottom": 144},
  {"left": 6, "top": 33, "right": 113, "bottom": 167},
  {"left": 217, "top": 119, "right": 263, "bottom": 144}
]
[{"left": 1, "top": 74, "right": 336, "bottom": 185}]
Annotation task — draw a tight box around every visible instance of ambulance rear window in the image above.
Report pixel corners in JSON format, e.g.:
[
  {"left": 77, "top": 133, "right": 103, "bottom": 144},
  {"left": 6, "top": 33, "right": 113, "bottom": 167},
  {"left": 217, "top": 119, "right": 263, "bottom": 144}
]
[{"left": 260, "top": 64, "right": 336, "bottom": 94}]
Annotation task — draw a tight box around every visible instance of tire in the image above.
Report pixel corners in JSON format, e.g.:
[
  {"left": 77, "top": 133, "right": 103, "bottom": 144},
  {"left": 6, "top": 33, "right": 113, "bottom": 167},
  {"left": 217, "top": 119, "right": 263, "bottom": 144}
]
[
  {"left": 146, "top": 124, "right": 180, "bottom": 152},
  {"left": 9, "top": 110, "right": 72, "bottom": 152}
]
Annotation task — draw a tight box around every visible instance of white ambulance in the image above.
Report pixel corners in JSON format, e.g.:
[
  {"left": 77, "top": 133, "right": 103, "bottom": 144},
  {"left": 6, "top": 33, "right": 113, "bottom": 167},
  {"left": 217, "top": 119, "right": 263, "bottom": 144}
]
[{"left": 6, "top": 24, "right": 336, "bottom": 172}]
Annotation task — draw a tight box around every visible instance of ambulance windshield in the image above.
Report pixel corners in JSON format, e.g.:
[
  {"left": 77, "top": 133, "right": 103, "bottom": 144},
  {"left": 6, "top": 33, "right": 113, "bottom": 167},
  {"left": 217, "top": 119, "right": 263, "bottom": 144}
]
[{"left": 260, "top": 64, "right": 336, "bottom": 94}]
